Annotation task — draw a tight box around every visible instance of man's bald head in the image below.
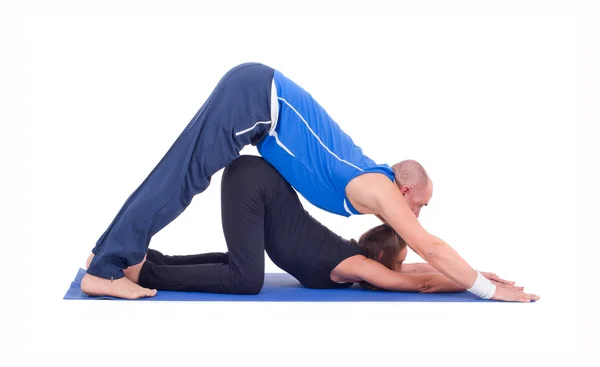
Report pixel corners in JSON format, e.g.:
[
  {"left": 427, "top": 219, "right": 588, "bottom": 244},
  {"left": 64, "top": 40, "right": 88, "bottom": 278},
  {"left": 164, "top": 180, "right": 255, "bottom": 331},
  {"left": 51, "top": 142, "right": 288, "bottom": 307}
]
[
  {"left": 391, "top": 160, "right": 432, "bottom": 218},
  {"left": 392, "top": 160, "right": 430, "bottom": 190}
]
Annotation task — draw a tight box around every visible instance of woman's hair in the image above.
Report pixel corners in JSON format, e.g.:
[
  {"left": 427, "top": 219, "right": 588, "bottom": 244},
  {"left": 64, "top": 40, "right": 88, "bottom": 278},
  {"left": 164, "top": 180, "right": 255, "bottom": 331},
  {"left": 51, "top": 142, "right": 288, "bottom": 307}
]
[{"left": 350, "top": 224, "right": 407, "bottom": 290}]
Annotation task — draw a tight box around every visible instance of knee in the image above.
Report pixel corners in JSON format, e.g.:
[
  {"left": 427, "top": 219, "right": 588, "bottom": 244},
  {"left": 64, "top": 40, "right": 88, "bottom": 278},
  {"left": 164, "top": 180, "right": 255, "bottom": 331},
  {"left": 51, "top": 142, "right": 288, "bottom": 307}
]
[
  {"left": 226, "top": 155, "right": 264, "bottom": 173},
  {"left": 233, "top": 273, "right": 264, "bottom": 295},
  {"left": 224, "top": 156, "right": 282, "bottom": 184}
]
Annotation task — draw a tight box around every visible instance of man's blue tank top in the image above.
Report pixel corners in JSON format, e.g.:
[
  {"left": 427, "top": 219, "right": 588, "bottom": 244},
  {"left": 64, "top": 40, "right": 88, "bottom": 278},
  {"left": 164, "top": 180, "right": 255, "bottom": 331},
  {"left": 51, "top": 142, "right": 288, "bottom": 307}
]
[{"left": 257, "top": 69, "right": 395, "bottom": 217}]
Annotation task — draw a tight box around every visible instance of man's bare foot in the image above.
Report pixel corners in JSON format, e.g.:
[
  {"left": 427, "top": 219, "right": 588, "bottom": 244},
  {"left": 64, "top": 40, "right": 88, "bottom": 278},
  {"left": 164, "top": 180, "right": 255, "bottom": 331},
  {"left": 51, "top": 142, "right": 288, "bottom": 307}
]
[
  {"left": 82, "top": 252, "right": 153, "bottom": 298},
  {"left": 86, "top": 253, "right": 94, "bottom": 269},
  {"left": 123, "top": 255, "right": 147, "bottom": 284},
  {"left": 80, "top": 272, "right": 157, "bottom": 299}
]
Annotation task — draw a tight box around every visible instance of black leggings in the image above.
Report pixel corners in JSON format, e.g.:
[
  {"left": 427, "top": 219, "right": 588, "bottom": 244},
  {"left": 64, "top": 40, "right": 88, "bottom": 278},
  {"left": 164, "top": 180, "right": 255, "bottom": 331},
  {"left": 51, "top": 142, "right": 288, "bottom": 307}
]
[
  {"left": 138, "top": 155, "right": 287, "bottom": 295},
  {"left": 146, "top": 249, "right": 229, "bottom": 267}
]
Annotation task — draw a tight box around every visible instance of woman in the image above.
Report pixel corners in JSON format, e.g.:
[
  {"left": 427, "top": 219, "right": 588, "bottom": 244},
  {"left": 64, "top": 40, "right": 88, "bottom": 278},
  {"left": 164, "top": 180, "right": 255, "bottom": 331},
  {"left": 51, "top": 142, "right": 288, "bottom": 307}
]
[{"left": 86, "top": 155, "right": 516, "bottom": 297}]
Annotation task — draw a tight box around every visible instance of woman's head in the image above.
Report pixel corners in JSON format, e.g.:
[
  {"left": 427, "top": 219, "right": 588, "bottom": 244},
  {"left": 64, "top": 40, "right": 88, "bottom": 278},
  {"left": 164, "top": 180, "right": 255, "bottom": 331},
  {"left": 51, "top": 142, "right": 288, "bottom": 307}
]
[{"left": 351, "top": 224, "right": 408, "bottom": 289}]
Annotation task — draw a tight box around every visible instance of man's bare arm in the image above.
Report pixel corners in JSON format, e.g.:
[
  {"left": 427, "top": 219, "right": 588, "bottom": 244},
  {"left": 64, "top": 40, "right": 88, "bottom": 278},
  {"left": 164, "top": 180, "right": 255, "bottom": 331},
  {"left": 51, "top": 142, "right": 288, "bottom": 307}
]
[
  {"left": 346, "top": 174, "right": 541, "bottom": 302},
  {"left": 346, "top": 173, "right": 481, "bottom": 290},
  {"left": 402, "top": 263, "right": 517, "bottom": 288},
  {"left": 401, "top": 263, "right": 439, "bottom": 273}
]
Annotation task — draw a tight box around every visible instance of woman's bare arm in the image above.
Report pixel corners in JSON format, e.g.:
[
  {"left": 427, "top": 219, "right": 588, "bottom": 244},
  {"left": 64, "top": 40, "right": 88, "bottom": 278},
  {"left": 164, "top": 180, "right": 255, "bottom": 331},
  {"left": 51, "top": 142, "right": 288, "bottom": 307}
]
[{"left": 332, "top": 255, "right": 465, "bottom": 293}]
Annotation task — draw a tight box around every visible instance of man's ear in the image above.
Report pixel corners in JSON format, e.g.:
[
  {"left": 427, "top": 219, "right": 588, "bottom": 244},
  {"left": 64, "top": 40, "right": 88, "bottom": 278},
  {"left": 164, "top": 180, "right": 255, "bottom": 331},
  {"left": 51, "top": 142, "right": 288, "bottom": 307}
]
[
  {"left": 400, "top": 185, "right": 411, "bottom": 195},
  {"left": 378, "top": 250, "right": 384, "bottom": 262}
]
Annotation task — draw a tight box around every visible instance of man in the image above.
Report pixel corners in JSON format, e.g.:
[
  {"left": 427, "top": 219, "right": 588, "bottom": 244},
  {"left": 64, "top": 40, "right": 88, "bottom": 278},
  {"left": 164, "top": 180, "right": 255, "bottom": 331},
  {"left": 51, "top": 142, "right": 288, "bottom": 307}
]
[{"left": 82, "top": 62, "right": 537, "bottom": 302}]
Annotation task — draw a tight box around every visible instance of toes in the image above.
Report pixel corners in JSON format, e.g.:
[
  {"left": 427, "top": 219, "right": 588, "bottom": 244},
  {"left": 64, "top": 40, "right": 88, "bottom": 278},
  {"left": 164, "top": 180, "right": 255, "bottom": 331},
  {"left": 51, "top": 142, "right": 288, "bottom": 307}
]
[
  {"left": 145, "top": 288, "right": 157, "bottom": 297},
  {"left": 136, "top": 289, "right": 156, "bottom": 298}
]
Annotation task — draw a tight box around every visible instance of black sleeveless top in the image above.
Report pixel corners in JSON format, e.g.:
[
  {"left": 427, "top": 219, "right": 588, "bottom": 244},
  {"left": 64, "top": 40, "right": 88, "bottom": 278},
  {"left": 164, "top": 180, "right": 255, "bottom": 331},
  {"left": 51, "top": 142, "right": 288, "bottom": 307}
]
[{"left": 263, "top": 173, "right": 365, "bottom": 289}]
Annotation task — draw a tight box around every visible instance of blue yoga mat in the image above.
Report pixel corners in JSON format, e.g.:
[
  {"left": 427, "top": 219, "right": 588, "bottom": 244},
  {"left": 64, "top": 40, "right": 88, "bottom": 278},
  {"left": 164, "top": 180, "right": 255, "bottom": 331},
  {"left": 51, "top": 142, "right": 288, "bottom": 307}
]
[{"left": 64, "top": 268, "right": 497, "bottom": 302}]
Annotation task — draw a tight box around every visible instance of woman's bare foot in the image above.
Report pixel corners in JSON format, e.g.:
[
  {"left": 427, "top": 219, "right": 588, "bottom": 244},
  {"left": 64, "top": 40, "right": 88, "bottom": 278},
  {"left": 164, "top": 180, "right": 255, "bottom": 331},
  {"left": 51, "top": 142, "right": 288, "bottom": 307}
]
[
  {"left": 80, "top": 272, "right": 157, "bottom": 299},
  {"left": 123, "top": 255, "right": 147, "bottom": 284}
]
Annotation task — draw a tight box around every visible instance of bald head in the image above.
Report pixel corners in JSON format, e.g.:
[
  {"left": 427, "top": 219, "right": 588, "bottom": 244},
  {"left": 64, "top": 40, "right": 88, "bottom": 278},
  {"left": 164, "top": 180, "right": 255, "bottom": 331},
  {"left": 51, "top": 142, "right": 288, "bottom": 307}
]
[
  {"left": 392, "top": 160, "right": 430, "bottom": 190},
  {"left": 391, "top": 159, "right": 432, "bottom": 217}
]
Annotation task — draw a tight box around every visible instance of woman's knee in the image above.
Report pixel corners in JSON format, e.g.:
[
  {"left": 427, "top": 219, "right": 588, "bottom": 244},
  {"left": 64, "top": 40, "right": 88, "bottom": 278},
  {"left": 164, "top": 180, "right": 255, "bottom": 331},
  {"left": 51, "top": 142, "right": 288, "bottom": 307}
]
[
  {"left": 222, "top": 156, "right": 282, "bottom": 189},
  {"left": 232, "top": 273, "right": 265, "bottom": 295}
]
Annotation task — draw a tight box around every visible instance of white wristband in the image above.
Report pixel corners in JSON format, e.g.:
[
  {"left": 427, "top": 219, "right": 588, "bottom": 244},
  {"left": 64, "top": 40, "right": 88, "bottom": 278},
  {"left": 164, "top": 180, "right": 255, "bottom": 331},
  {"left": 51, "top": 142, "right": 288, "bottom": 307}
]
[{"left": 467, "top": 272, "right": 496, "bottom": 299}]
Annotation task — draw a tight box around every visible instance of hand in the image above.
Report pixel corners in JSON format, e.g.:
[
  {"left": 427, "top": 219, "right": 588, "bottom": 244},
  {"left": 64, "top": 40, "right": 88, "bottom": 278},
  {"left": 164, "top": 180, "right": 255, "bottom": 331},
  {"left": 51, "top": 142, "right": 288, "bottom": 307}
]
[
  {"left": 491, "top": 279, "right": 524, "bottom": 292},
  {"left": 491, "top": 284, "right": 540, "bottom": 303},
  {"left": 481, "top": 272, "right": 515, "bottom": 286}
]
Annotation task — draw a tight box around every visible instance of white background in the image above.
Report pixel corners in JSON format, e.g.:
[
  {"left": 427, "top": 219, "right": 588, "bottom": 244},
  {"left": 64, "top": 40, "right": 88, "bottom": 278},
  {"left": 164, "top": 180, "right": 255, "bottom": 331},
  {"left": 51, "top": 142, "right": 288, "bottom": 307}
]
[{"left": 3, "top": 1, "right": 598, "bottom": 367}]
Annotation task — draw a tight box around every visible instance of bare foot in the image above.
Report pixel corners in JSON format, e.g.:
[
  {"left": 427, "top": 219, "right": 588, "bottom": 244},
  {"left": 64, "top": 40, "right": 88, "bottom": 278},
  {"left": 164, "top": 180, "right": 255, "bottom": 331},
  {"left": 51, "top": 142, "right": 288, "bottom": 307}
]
[
  {"left": 81, "top": 253, "right": 154, "bottom": 299},
  {"left": 123, "top": 255, "right": 147, "bottom": 284},
  {"left": 85, "top": 253, "right": 94, "bottom": 269},
  {"left": 81, "top": 272, "right": 156, "bottom": 299}
]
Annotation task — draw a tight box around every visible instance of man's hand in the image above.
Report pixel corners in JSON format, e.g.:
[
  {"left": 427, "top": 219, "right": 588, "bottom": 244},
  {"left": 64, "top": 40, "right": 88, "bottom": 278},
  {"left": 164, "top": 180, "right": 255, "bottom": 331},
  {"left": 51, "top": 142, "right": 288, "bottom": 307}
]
[
  {"left": 481, "top": 272, "right": 516, "bottom": 286},
  {"left": 491, "top": 280, "right": 524, "bottom": 292},
  {"left": 491, "top": 284, "right": 540, "bottom": 302},
  {"left": 481, "top": 272, "right": 534, "bottom": 299}
]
